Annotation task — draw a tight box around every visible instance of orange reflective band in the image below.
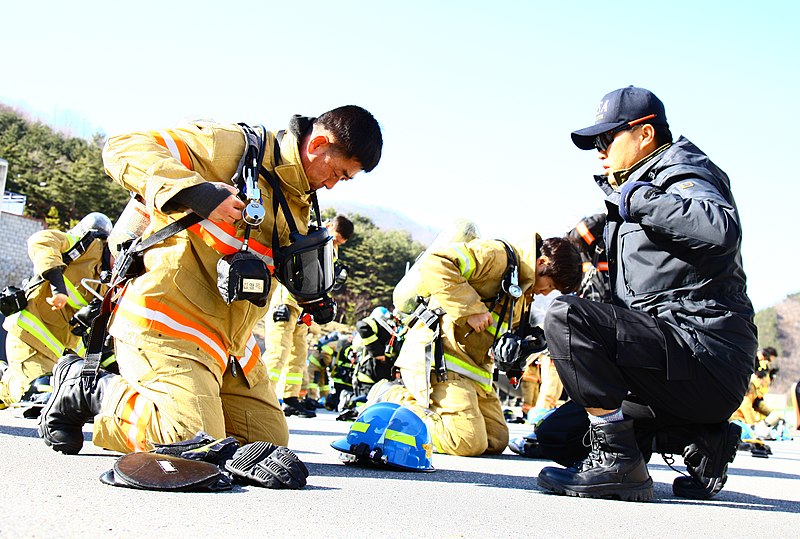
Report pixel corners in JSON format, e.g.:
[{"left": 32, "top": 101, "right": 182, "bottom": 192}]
[
  {"left": 576, "top": 222, "right": 595, "bottom": 245},
  {"left": 116, "top": 293, "right": 229, "bottom": 372},
  {"left": 187, "top": 219, "right": 274, "bottom": 269},
  {"left": 597, "top": 262, "right": 608, "bottom": 271},
  {"left": 151, "top": 129, "right": 193, "bottom": 170},
  {"left": 236, "top": 334, "right": 260, "bottom": 375},
  {"left": 120, "top": 392, "right": 154, "bottom": 452}
]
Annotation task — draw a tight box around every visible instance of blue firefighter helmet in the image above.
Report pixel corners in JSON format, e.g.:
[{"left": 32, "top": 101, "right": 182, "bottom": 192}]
[
  {"left": 374, "top": 405, "right": 435, "bottom": 472},
  {"left": 330, "top": 402, "right": 400, "bottom": 459}
]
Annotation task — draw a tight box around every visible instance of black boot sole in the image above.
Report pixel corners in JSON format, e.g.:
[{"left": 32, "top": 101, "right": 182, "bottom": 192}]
[
  {"left": 37, "top": 356, "right": 85, "bottom": 455},
  {"left": 672, "top": 422, "right": 742, "bottom": 499},
  {"left": 538, "top": 474, "right": 654, "bottom": 502}
]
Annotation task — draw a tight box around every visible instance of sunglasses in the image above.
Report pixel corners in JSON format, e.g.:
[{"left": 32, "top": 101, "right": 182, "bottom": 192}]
[{"left": 594, "top": 114, "right": 657, "bottom": 152}]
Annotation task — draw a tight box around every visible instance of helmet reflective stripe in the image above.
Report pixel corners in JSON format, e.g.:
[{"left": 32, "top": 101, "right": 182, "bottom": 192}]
[
  {"left": 384, "top": 429, "right": 416, "bottom": 447},
  {"left": 442, "top": 353, "right": 492, "bottom": 392},
  {"left": 63, "top": 277, "right": 89, "bottom": 310},
  {"left": 15, "top": 310, "right": 64, "bottom": 357},
  {"left": 449, "top": 244, "right": 476, "bottom": 280},
  {"left": 377, "top": 406, "right": 434, "bottom": 471},
  {"left": 350, "top": 421, "right": 371, "bottom": 433}
]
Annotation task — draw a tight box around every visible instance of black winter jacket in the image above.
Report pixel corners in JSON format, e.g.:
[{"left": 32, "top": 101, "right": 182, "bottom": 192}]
[{"left": 596, "top": 136, "right": 757, "bottom": 382}]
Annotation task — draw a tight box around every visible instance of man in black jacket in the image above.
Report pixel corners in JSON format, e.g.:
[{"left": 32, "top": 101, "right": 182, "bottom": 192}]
[{"left": 537, "top": 86, "right": 757, "bottom": 502}]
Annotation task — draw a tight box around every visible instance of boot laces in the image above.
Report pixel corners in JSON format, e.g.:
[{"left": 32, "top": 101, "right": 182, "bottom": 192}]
[{"left": 579, "top": 426, "right": 607, "bottom": 471}]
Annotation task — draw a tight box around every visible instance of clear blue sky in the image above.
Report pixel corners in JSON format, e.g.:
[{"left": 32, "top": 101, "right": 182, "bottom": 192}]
[{"left": 2, "top": 0, "right": 798, "bottom": 310}]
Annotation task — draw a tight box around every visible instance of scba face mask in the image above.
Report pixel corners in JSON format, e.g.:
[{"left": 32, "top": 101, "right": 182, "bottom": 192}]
[{"left": 273, "top": 226, "right": 335, "bottom": 300}]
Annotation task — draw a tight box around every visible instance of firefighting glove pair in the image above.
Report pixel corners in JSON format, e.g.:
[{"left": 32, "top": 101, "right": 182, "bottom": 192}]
[
  {"left": 224, "top": 441, "right": 309, "bottom": 489},
  {"left": 153, "top": 432, "right": 309, "bottom": 489}
]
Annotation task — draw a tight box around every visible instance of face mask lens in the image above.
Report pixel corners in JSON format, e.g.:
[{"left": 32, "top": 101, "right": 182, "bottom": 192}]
[{"left": 278, "top": 233, "right": 334, "bottom": 299}]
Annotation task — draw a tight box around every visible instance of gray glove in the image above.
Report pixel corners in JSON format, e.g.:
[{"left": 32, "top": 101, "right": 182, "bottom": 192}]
[{"left": 224, "top": 441, "right": 309, "bottom": 489}]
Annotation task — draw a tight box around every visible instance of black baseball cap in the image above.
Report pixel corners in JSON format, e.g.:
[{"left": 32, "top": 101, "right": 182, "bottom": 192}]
[{"left": 571, "top": 86, "right": 669, "bottom": 150}]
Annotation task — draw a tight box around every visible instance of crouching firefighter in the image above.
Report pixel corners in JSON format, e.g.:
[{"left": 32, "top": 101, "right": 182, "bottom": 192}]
[
  {"left": 370, "top": 234, "right": 581, "bottom": 456},
  {"left": 1, "top": 213, "right": 113, "bottom": 416},
  {"left": 39, "top": 107, "right": 383, "bottom": 455}
]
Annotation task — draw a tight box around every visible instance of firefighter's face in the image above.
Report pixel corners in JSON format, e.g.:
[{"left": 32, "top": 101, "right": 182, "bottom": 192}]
[{"left": 302, "top": 134, "right": 362, "bottom": 191}]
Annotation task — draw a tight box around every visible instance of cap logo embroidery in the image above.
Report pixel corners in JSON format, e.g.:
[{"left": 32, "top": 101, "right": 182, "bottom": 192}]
[
  {"left": 679, "top": 181, "right": 694, "bottom": 189},
  {"left": 595, "top": 100, "right": 609, "bottom": 122}
]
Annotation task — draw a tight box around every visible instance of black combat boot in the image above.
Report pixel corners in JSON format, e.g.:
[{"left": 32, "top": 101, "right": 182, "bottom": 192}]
[
  {"left": 671, "top": 421, "right": 741, "bottom": 499},
  {"left": 38, "top": 355, "right": 116, "bottom": 455},
  {"left": 537, "top": 419, "right": 653, "bottom": 502},
  {"left": 282, "top": 397, "right": 316, "bottom": 418}
]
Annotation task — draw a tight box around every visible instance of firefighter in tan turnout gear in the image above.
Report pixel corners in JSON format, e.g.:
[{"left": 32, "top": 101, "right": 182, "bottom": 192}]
[
  {"left": 376, "top": 234, "right": 581, "bottom": 456},
  {"left": 39, "top": 107, "right": 382, "bottom": 455},
  {"left": 1, "top": 213, "right": 112, "bottom": 413}
]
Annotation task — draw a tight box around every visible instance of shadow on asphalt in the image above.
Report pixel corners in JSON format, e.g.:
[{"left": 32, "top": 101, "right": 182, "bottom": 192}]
[
  {"left": 0, "top": 423, "right": 94, "bottom": 442},
  {"left": 307, "top": 461, "right": 534, "bottom": 489},
  {"left": 647, "top": 461, "right": 800, "bottom": 481}
]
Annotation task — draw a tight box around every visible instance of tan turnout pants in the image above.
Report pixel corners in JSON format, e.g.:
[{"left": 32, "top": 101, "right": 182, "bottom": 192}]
[{"left": 93, "top": 341, "right": 288, "bottom": 453}]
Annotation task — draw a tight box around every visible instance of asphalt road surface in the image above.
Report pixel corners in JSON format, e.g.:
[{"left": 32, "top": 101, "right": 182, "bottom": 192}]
[{"left": 1, "top": 408, "right": 799, "bottom": 537}]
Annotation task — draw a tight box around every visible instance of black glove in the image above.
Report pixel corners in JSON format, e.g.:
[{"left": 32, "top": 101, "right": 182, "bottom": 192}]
[
  {"left": 224, "top": 441, "right": 309, "bottom": 489},
  {"left": 518, "top": 326, "right": 547, "bottom": 357},
  {"left": 152, "top": 431, "right": 218, "bottom": 456},
  {"left": 492, "top": 333, "right": 522, "bottom": 373},
  {"left": 180, "top": 436, "right": 241, "bottom": 466}
]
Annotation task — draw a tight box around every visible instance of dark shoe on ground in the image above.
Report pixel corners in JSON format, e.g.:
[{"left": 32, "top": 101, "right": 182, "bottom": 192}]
[
  {"left": 302, "top": 397, "right": 322, "bottom": 410},
  {"left": 282, "top": 397, "right": 316, "bottom": 418},
  {"left": 672, "top": 421, "right": 741, "bottom": 499},
  {"left": 538, "top": 419, "right": 653, "bottom": 502},
  {"left": 38, "top": 355, "right": 115, "bottom": 454}
]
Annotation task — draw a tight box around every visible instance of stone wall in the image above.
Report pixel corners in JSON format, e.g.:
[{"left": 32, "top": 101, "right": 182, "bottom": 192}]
[{"left": 0, "top": 211, "right": 45, "bottom": 288}]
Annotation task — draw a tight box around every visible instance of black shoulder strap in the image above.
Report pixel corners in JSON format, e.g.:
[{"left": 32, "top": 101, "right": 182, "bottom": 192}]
[
  {"left": 62, "top": 230, "right": 102, "bottom": 264},
  {"left": 131, "top": 213, "right": 202, "bottom": 255}
]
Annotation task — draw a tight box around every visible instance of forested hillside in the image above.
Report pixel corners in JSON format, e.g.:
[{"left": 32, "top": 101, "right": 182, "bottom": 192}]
[
  {"left": 755, "top": 293, "right": 800, "bottom": 394},
  {"left": 0, "top": 105, "right": 128, "bottom": 229}
]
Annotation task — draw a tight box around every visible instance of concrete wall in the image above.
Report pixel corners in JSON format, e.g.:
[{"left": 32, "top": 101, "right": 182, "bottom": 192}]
[{"left": 0, "top": 211, "right": 45, "bottom": 288}]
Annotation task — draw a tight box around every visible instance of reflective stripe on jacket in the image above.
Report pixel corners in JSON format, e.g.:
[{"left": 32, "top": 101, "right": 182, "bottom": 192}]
[
  {"left": 3, "top": 230, "right": 105, "bottom": 359},
  {"left": 395, "top": 239, "right": 536, "bottom": 392},
  {"left": 104, "top": 121, "right": 311, "bottom": 387}
]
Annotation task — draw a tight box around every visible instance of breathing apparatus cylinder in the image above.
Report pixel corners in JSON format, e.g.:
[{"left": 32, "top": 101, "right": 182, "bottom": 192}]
[
  {"left": 393, "top": 218, "right": 480, "bottom": 314},
  {"left": 107, "top": 195, "right": 151, "bottom": 256}
]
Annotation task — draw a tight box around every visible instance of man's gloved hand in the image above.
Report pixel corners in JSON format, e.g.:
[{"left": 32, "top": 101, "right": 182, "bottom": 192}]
[
  {"left": 224, "top": 441, "right": 309, "bottom": 489},
  {"left": 491, "top": 332, "right": 521, "bottom": 372},
  {"left": 152, "top": 431, "right": 219, "bottom": 456},
  {"left": 619, "top": 181, "right": 653, "bottom": 222},
  {"left": 180, "top": 436, "right": 241, "bottom": 466}
]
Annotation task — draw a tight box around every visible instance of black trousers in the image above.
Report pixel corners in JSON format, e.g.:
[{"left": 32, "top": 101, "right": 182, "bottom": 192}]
[{"left": 543, "top": 296, "right": 746, "bottom": 424}]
